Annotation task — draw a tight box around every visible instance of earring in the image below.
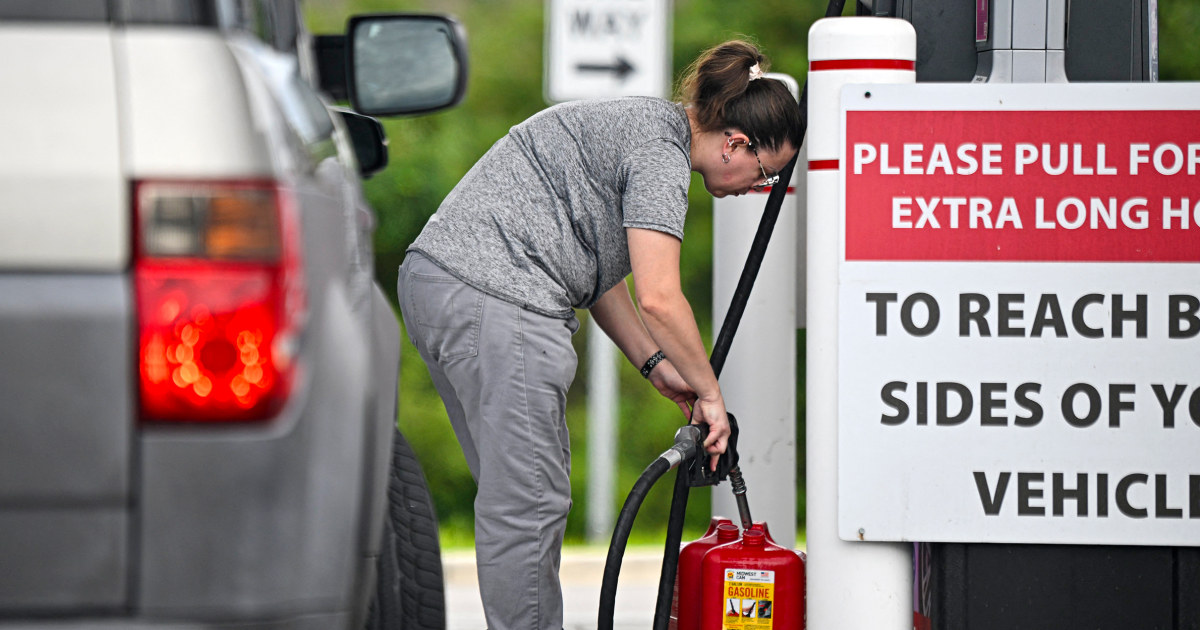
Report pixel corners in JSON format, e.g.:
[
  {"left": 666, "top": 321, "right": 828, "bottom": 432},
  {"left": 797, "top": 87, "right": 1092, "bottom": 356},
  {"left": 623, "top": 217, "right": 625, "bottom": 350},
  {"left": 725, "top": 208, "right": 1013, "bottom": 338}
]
[{"left": 722, "top": 153, "right": 730, "bottom": 163}]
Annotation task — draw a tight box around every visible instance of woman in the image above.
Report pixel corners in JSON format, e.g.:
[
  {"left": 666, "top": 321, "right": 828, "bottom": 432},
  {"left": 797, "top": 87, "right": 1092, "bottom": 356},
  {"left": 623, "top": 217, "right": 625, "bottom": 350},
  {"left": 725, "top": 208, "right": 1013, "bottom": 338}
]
[{"left": 397, "top": 39, "right": 802, "bottom": 630}]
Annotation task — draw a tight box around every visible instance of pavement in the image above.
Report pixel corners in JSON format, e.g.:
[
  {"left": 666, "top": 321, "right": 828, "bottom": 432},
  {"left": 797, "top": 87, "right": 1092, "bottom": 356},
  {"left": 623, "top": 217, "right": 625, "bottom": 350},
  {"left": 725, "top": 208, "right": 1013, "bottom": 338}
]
[{"left": 443, "top": 546, "right": 665, "bottom": 630}]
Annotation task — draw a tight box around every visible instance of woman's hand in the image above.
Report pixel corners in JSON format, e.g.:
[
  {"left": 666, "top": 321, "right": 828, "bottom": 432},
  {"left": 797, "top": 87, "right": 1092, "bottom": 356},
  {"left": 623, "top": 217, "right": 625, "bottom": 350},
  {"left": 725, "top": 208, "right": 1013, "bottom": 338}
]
[
  {"left": 650, "top": 360, "right": 728, "bottom": 469},
  {"left": 690, "top": 395, "right": 731, "bottom": 471},
  {"left": 647, "top": 359, "right": 697, "bottom": 419}
]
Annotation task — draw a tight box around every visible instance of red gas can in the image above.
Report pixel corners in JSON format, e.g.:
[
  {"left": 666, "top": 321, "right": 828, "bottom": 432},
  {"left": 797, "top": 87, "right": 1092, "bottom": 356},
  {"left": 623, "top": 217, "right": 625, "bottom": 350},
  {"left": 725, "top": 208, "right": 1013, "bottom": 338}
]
[
  {"left": 747, "top": 521, "right": 807, "bottom": 621},
  {"left": 748, "top": 521, "right": 775, "bottom": 543},
  {"left": 700, "top": 529, "right": 804, "bottom": 629},
  {"left": 673, "top": 521, "right": 740, "bottom": 630},
  {"left": 749, "top": 521, "right": 807, "bottom": 563}
]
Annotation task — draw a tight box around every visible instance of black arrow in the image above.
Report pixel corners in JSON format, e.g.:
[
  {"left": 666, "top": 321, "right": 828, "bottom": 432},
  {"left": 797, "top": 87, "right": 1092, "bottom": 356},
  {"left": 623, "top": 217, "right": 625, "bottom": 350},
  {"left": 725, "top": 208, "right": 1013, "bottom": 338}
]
[{"left": 576, "top": 56, "right": 635, "bottom": 80}]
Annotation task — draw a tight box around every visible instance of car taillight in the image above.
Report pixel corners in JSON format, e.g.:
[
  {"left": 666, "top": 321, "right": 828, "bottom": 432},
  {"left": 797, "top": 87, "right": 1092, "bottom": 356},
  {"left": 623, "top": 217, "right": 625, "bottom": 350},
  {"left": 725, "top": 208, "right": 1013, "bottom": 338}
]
[{"left": 135, "top": 180, "right": 305, "bottom": 423}]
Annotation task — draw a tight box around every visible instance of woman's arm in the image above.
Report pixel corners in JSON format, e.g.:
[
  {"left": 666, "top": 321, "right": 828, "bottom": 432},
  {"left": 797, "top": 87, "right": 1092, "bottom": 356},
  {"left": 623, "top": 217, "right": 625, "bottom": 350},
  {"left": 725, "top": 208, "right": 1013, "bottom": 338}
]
[
  {"left": 587, "top": 280, "right": 658, "bottom": 372},
  {"left": 622, "top": 227, "right": 731, "bottom": 466},
  {"left": 589, "top": 281, "right": 696, "bottom": 418}
]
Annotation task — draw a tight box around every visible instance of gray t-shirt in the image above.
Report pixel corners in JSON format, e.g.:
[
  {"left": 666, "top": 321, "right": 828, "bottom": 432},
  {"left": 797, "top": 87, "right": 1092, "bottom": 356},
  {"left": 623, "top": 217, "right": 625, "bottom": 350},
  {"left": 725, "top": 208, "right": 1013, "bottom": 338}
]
[{"left": 409, "top": 97, "right": 692, "bottom": 319}]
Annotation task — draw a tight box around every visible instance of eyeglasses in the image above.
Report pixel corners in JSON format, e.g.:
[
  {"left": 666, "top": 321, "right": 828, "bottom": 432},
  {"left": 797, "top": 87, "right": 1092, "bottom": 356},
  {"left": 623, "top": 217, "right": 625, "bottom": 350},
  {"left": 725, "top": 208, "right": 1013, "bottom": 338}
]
[{"left": 747, "top": 142, "right": 780, "bottom": 191}]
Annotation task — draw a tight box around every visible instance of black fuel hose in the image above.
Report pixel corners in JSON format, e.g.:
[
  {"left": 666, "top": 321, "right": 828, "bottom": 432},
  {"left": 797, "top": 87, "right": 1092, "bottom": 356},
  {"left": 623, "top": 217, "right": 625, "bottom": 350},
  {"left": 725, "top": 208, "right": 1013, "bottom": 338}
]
[
  {"left": 598, "top": 457, "right": 671, "bottom": 630},
  {"left": 598, "top": 428, "right": 702, "bottom": 630},
  {"left": 650, "top": 466, "right": 692, "bottom": 625}
]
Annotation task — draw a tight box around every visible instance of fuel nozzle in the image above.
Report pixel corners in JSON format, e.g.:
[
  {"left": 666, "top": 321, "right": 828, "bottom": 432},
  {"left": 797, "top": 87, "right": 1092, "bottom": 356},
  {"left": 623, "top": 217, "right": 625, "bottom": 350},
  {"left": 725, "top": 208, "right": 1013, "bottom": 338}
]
[
  {"left": 727, "top": 466, "right": 753, "bottom": 530},
  {"left": 682, "top": 413, "right": 751, "bottom": 527},
  {"left": 684, "top": 412, "right": 740, "bottom": 488},
  {"left": 659, "top": 424, "right": 704, "bottom": 469}
]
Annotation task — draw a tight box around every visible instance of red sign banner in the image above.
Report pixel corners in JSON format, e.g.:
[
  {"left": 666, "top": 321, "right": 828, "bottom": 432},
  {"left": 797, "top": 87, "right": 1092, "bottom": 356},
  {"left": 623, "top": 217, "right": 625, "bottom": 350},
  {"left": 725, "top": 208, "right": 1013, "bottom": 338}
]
[{"left": 844, "top": 109, "right": 1200, "bottom": 262}]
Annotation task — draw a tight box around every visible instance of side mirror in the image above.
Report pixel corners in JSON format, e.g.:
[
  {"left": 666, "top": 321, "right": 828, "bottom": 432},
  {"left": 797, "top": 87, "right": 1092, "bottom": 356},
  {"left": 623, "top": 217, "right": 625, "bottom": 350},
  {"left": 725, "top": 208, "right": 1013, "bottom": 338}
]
[
  {"left": 346, "top": 14, "right": 468, "bottom": 117},
  {"left": 335, "top": 109, "right": 389, "bottom": 178}
]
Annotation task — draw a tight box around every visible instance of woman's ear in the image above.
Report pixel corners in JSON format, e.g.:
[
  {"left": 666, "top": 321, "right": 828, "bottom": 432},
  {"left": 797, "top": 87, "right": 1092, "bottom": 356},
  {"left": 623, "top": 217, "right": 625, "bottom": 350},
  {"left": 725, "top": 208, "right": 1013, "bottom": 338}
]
[{"left": 723, "top": 130, "right": 751, "bottom": 151}]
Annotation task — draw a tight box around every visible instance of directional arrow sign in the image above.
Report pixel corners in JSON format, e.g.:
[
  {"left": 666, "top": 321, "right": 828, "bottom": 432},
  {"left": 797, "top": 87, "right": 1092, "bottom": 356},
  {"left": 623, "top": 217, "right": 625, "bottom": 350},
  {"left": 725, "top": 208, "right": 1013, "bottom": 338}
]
[
  {"left": 545, "top": 0, "right": 670, "bottom": 102},
  {"left": 576, "top": 57, "right": 636, "bottom": 80}
]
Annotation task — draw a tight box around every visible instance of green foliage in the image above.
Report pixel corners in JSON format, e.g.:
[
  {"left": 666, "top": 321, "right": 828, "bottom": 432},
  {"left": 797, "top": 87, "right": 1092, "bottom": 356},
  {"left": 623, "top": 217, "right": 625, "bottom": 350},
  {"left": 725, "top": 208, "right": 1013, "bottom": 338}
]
[{"left": 1160, "top": 1, "right": 1200, "bottom": 81}]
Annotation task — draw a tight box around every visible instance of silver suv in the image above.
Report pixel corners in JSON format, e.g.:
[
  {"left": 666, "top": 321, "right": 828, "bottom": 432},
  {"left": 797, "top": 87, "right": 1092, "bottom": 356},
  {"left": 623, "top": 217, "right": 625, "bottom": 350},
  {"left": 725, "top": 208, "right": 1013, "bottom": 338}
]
[{"left": 0, "top": 1, "right": 464, "bottom": 628}]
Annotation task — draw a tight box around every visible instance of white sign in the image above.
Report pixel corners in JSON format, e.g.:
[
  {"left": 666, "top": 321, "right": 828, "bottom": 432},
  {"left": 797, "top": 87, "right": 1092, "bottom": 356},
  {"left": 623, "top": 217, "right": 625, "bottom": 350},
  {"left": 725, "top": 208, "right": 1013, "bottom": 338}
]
[
  {"left": 836, "top": 83, "right": 1200, "bottom": 547},
  {"left": 544, "top": 0, "right": 670, "bottom": 102}
]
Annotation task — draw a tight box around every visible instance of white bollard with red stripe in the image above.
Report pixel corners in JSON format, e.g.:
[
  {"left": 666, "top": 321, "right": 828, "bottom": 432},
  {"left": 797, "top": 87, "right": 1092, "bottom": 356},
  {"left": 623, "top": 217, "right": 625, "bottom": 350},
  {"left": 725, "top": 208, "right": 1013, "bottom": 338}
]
[
  {"left": 806, "top": 17, "right": 916, "bottom": 629},
  {"left": 712, "top": 73, "right": 800, "bottom": 549}
]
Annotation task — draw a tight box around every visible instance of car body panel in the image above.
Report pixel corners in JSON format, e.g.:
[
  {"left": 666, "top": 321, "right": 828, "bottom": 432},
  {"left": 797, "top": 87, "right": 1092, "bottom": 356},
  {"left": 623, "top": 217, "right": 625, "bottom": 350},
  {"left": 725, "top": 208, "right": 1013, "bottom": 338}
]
[
  {"left": 0, "top": 275, "right": 132, "bottom": 501},
  {"left": 119, "top": 28, "right": 274, "bottom": 179},
  {"left": 0, "top": 509, "right": 127, "bottom": 610},
  {"left": 0, "top": 27, "right": 126, "bottom": 271},
  {"left": 0, "top": 274, "right": 132, "bottom": 611}
]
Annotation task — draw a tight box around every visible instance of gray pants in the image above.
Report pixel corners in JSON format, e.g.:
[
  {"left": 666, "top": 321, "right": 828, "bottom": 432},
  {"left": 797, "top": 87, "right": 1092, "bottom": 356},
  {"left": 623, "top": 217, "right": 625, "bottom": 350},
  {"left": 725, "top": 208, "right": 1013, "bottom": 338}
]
[{"left": 398, "top": 252, "right": 578, "bottom": 630}]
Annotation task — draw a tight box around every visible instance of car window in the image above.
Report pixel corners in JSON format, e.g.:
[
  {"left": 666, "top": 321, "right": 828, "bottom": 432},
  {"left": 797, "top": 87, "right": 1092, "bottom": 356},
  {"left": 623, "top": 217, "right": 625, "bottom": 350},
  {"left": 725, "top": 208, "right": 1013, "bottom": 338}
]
[
  {"left": 218, "top": 0, "right": 297, "bottom": 52},
  {"left": 0, "top": 0, "right": 218, "bottom": 25},
  {"left": 115, "top": 0, "right": 217, "bottom": 25},
  {"left": 0, "top": 0, "right": 297, "bottom": 54},
  {"left": 0, "top": 0, "right": 109, "bottom": 21}
]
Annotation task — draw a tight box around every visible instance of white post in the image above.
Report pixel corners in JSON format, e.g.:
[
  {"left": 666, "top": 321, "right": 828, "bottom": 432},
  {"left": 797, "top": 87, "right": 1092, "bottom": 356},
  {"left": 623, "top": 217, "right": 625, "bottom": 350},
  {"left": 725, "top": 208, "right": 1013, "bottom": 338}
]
[
  {"left": 806, "top": 17, "right": 915, "bottom": 630},
  {"left": 586, "top": 317, "right": 617, "bottom": 542},
  {"left": 711, "top": 73, "right": 801, "bottom": 548}
]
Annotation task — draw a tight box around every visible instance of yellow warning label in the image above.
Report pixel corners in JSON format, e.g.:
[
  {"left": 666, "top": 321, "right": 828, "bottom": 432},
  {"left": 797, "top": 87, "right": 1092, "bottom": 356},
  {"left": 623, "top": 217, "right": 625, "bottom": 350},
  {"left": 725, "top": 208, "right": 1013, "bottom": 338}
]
[{"left": 721, "top": 568, "right": 775, "bottom": 629}]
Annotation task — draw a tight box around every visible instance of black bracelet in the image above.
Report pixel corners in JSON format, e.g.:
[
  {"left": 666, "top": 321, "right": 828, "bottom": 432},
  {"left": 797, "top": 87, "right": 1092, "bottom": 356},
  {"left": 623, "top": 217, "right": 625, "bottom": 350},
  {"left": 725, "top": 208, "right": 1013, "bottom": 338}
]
[{"left": 639, "top": 350, "right": 666, "bottom": 378}]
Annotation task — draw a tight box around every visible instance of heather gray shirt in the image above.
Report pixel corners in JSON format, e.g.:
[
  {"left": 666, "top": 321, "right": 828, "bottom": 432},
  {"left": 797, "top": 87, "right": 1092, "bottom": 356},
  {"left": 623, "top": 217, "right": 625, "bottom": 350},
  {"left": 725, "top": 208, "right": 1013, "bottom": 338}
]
[{"left": 409, "top": 97, "right": 692, "bottom": 319}]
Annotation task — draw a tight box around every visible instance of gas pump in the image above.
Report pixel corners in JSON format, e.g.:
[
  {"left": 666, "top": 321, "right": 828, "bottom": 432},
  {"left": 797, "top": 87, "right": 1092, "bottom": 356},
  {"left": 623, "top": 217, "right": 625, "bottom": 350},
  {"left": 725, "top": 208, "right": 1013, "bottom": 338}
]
[
  {"left": 857, "top": 0, "right": 1155, "bottom": 82},
  {"left": 808, "top": 3, "right": 1199, "bottom": 630}
]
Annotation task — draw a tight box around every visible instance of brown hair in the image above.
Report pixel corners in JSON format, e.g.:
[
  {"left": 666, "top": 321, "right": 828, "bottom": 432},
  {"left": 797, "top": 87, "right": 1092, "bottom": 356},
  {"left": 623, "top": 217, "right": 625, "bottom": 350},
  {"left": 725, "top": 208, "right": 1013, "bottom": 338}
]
[{"left": 676, "top": 40, "right": 803, "bottom": 153}]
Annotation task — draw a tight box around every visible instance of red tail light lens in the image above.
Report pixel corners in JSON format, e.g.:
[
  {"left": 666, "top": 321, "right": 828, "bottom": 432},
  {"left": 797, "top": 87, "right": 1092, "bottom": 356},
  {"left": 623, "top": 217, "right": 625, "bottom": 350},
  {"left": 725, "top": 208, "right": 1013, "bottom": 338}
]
[{"left": 135, "top": 180, "right": 305, "bottom": 423}]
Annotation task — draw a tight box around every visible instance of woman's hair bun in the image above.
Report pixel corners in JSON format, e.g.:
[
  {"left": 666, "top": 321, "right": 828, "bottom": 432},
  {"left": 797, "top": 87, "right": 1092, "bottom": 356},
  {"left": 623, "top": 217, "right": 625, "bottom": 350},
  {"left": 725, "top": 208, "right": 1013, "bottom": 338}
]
[{"left": 677, "top": 40, "right": 802, "bottom": 153}]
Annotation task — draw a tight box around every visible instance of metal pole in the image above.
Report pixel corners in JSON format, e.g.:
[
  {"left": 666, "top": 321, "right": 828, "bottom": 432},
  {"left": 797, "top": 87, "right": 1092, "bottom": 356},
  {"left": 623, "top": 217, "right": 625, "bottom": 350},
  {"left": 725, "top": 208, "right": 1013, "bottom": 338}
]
[
  {"left": 586, "top": 317, "right": 617, "bottom": 542},
  {"left": 806, "top": 16, "right": 915, "bottom": 630}
]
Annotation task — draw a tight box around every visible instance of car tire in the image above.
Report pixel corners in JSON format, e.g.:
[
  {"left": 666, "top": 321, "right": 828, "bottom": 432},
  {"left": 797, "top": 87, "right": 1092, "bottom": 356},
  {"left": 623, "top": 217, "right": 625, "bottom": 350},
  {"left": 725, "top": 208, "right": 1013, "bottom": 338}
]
[
  {"left": 366, "top": 516, "right": 402, "bottom": 630},
  {"left": 372, "top": 426, "right": 446, "bottom": 630}
]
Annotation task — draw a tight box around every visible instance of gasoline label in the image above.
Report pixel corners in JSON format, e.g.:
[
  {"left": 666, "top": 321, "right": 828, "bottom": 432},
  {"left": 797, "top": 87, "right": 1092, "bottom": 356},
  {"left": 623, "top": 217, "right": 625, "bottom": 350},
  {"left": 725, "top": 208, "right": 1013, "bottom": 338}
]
[{"left": 721, "top": 568, "right": 775, "bottom": 629}]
